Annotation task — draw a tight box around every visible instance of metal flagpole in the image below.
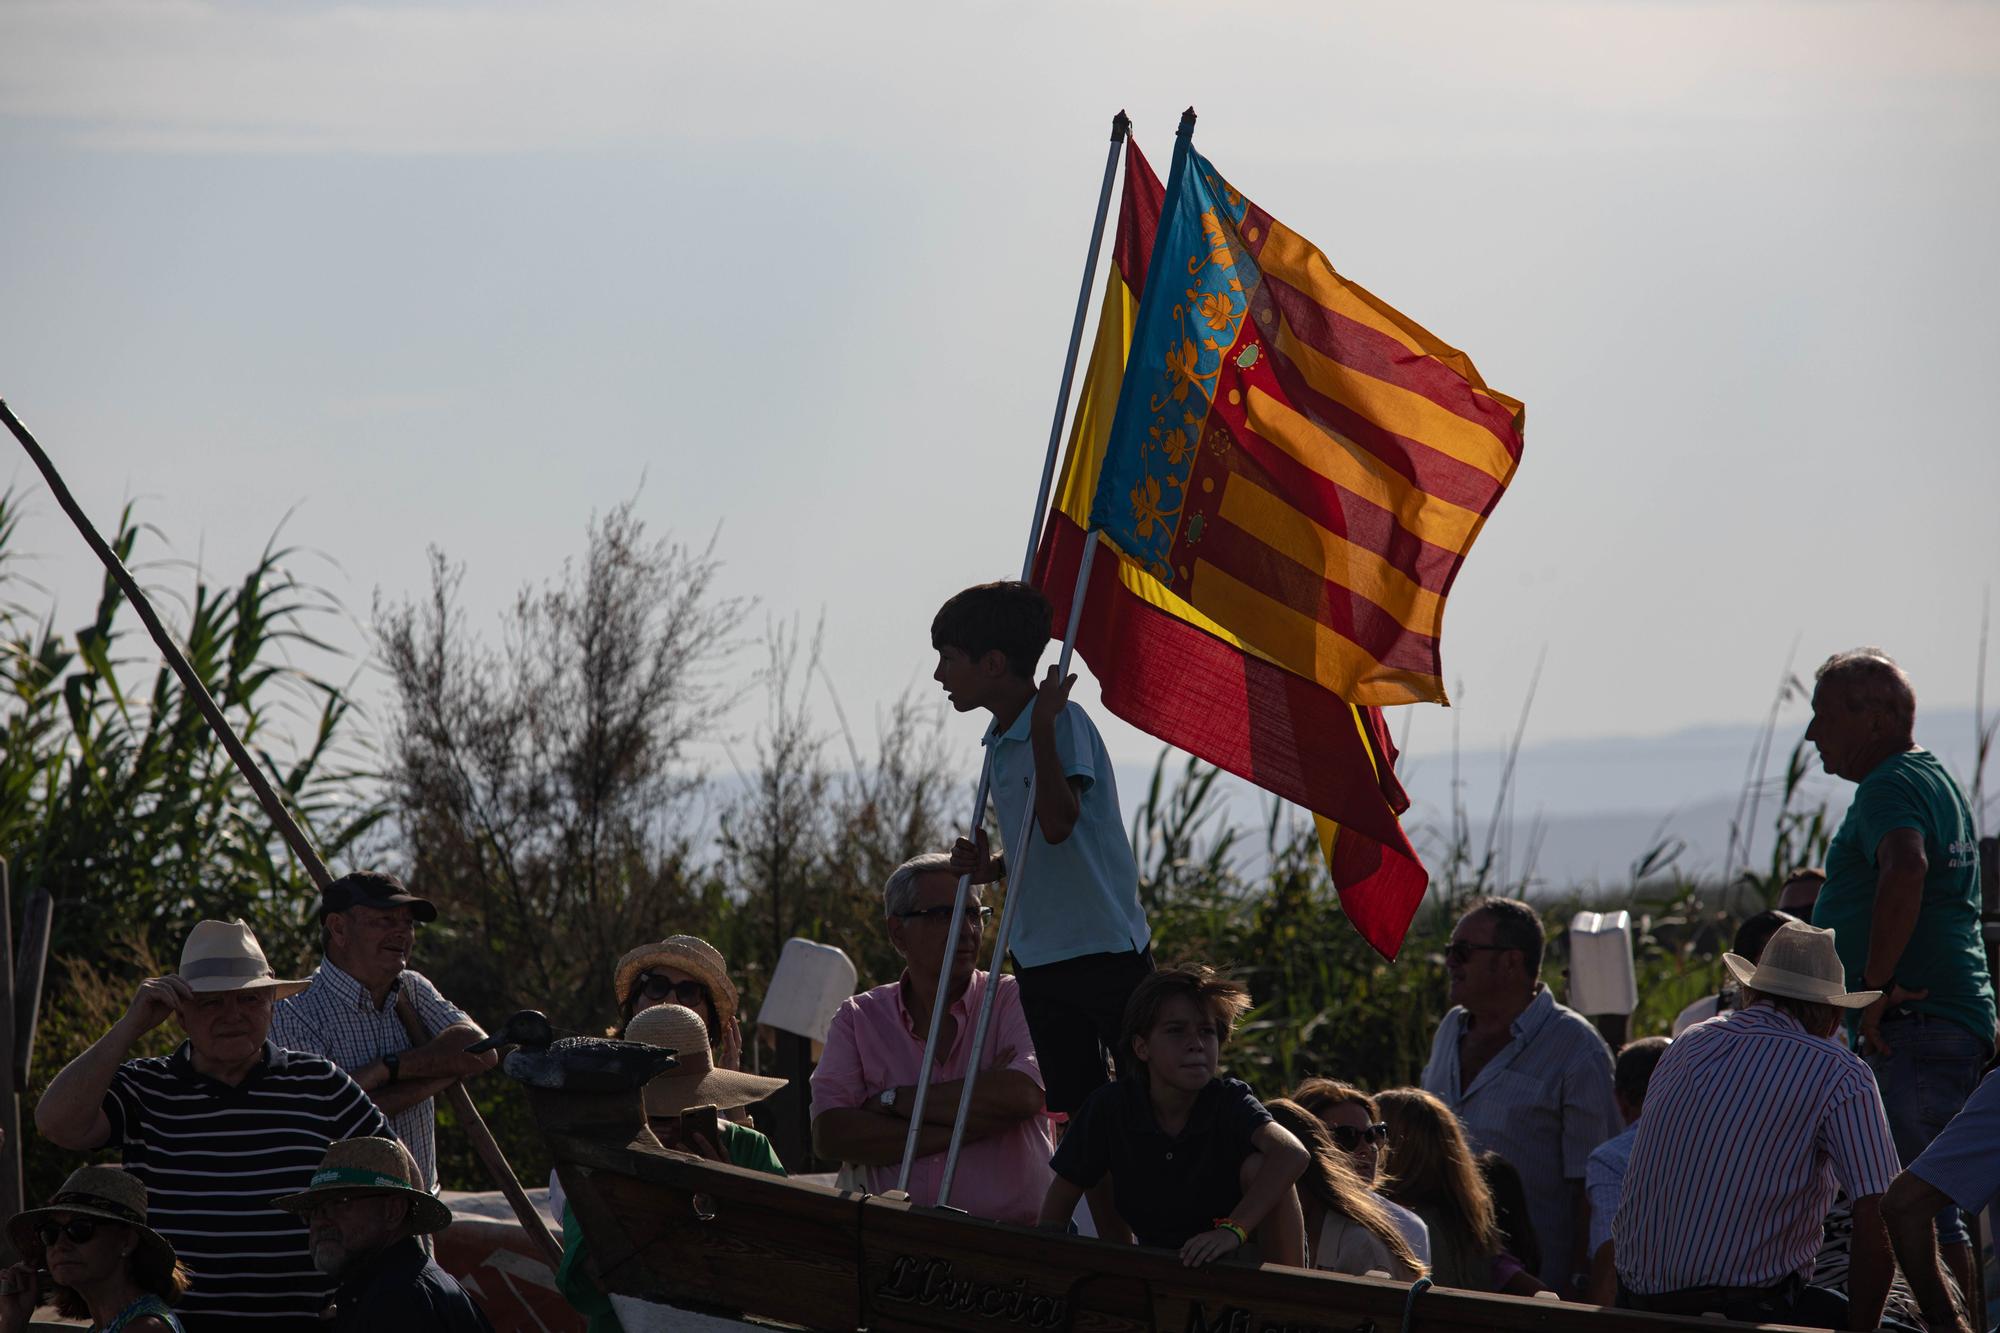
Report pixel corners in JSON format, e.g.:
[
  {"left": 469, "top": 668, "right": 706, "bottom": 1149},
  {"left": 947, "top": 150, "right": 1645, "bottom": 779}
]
[
  {"left": 894, "top": 110, "right": 1131, "bottom": 1194},
  {"left": 936, "top": 531, "right": 1099, "bottom": 1203},
  {"left": 1020, "top": 110, "right": 1130, "bottom": 578},
  {"left": 934, "top": 105, "right": 1199, "bottom": 1206}
]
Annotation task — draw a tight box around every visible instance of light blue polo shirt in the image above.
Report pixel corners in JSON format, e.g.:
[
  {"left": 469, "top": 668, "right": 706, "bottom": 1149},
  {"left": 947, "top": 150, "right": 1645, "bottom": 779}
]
[{"left": 983, "top": 700, "right": 1150, "bottom": 968}]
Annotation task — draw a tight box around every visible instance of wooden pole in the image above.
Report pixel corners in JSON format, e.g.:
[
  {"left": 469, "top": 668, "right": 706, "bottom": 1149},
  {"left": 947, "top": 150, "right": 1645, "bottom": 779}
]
[
  {"left": 396, "top": 993, "right": 563, "bottom": 1271},
  {"left": 0, "top": 859, "right": 21, "bottom": 1263},
  {"left": 12, "top": 889, "right": 49, "bottom": 1089},
  {"left": 0, "top": 398, "right": 563, "bottom": 1272}
]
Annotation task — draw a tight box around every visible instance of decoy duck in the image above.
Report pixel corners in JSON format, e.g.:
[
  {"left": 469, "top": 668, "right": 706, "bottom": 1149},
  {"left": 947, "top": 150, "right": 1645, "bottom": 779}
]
[{"left": 467, "top": 1009, "right": 679, "bottom": 1093}]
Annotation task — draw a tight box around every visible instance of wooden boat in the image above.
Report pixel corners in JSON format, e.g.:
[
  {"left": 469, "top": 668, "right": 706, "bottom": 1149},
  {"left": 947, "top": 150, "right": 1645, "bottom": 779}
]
[{"left": 536, "top": 1085, "right": 1820, "bottom": 1333}]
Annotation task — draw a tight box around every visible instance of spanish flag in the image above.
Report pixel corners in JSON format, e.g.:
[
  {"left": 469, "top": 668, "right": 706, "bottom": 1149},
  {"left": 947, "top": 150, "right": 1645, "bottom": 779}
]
[{"left": 1037, "top": 134, "right": 1521, "bottom": 959}]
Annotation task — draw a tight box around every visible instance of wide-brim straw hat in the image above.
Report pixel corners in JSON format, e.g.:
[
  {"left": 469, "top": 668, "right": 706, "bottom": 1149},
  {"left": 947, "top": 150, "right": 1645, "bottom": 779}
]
[
  {"left": 272, "top": 1138, "right": 453, "bottom": 1234},
  {"left": 179, "top": 918, "right": 309, "bottom": 999},
  {"left": 626, "top": 1004, "right": 785, "bottom": 1115},
  {"left": 7, "top": 1165, "right": 176, "bottom": 1276},
  {"left": 1722, "top": 920, "right": 1880, "bottom": 1010},
  {"left": 614, "top": 935, "right": 739, "bottom": 1027}
]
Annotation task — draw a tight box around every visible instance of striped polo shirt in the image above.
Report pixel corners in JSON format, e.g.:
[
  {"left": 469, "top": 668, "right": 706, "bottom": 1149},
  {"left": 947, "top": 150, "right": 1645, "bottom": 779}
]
[
  {"left": 1421, "top": 985, "right": 1620, "bottom": 1287},
  {"left": 104, "top": 1040, "right": 390, "bottom": 1330},
  {"left": 271, "top": 958, "right": 469, "bottom": 1189},
  {"left": 1612, "top": 1004, "right": 1900, "bottom": 1295}
]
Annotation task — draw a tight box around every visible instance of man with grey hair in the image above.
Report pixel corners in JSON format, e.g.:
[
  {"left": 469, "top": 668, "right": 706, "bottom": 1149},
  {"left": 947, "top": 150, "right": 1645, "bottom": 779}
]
[
  {"left": 1806, "top": 647, "right": 1994, "bottom": 1300},
  {"left": 809, "top": 852, "right": 1053, "bottom": 1223},
  {"left": 1421, "top": 895, "right": 1620, "bottom": 1293}
]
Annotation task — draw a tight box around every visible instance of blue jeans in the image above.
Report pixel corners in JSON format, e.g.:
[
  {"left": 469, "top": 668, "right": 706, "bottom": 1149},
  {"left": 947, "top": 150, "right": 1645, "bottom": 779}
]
[{"left": 1867, "top": 1013, "right": 1989, "bottom": 1247}]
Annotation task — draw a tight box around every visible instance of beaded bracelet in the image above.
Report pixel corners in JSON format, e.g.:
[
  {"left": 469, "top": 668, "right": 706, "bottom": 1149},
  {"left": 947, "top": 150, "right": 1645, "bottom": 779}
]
[{"left": 1212, "top": 1218, "right": 1248, "bottom": 1247}]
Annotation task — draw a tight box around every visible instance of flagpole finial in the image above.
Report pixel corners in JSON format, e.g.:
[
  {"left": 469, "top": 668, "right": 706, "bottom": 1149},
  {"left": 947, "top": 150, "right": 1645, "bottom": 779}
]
[
  {"left": 1110, "top": 110, "right": 1130, "bottom": 142},
  {"left": 1178, "top": 107, "right": 1197, "bottom": 137}
]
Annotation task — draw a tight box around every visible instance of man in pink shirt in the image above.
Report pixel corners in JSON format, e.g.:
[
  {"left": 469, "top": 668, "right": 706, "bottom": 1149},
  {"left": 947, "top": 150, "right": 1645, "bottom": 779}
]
[{"left": 811, "top": 853, "right": 1053, "bottom": 1225}]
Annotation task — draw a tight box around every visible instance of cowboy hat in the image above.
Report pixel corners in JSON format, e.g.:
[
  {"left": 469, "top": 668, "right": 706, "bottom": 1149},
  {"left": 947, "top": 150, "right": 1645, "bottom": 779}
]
[
  {"left": 6, "top": 1166, "right": 177, "bottom": 1277},
  {"left": 626, "top": 1004, "right": 785, "bottom": 1115},
  {"left": 272, "top": 1138, "right": 453, "bottom": 1235},
  {"left": 613, "top": 936, "right": 738, "bottom": 1027},
  {"left": 179, "top": 919, "right": 308, "bottom": 998},
  {"left": 1722, "top": 920, "right": 1880, "bottom": 1010}
]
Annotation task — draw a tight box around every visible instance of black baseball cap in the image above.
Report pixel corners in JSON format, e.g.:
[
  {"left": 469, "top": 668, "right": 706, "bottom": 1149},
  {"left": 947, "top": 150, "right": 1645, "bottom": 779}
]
[{"left": 320, "top": 871, "right": 437, "bottom": 923}]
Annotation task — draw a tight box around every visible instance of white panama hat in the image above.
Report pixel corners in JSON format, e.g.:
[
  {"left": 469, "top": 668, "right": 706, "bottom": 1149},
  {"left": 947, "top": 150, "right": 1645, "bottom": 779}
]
[
  {"left": 176, "top": 918, "right": 309, "bottom": 998},
  {"left": 1722, "top": 920, "right": 1880, "bottom": 1010}
]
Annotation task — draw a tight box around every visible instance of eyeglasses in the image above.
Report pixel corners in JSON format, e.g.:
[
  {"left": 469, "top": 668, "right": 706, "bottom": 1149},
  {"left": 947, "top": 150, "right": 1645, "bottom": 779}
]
[
  {"left": 1328, "top": 1122, "right": 1390, "bottom": 1152},
  {"left": 37, "top": 1219, "right": 102, "bottom": 1247},
  {"left": 1445, "top": 941, "right": 1515, "bottom": 966},
  {"left": 895, "top": 904, "right": 994, "bottom": 927},
  {"left": 634, "top": 974, "right": 712, "bottom": 1008}
]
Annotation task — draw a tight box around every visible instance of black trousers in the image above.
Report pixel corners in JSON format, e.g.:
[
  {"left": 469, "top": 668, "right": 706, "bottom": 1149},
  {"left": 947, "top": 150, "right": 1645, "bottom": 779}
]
[{"left": 1012, "top": 946, "right": 1154, "bottom": 1115}]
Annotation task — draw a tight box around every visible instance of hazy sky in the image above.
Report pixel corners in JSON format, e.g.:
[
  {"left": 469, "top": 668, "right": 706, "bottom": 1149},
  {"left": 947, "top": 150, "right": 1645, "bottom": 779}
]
[{"left": 4, "top": 0, "right": 1997, "bottom": 802}]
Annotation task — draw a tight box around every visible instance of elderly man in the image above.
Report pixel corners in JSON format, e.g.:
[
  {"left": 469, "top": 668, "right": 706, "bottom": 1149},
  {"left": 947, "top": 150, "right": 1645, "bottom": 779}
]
[
  {"left": 274, "top": 1138, "right": 494, "bottom": 1331},
  {"left": 1613, "top": 922, "right": 1901, "bottom": 1328},
  {"left": 272, "top": 871, "right": 495, "bottom": 1191},
  {"left": 811, "top": 852, "right": 1053, "bottom": 1225},
  {"left": 1420, "top": 896, "right": 1619, "bottom": 1293},
  {"left": 1805, "top": 648, "right": 1995, "bottom": 1298},
  {"left": 36, "top": 919, "right": 391, "bottom": 1331}
]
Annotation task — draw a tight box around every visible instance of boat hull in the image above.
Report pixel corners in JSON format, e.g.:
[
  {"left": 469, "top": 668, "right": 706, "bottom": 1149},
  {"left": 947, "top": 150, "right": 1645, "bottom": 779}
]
[{"left": 537, "top": 1087, "right": 1817, "bottom": 1333}]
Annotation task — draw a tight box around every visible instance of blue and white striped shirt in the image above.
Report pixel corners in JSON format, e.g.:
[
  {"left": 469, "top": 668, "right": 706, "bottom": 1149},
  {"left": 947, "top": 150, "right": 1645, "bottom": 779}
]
[
  {"left": 1612, "top": 1004, "right": 1901, "bottom": 1294},
  {"left": 1421, "top": 985, "right": 1619, "bottom": 1287}
]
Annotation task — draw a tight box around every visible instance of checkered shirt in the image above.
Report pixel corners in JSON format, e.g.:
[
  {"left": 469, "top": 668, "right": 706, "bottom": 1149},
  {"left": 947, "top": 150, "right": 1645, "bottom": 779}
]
[{"left": 270, "top": 957, "right": 469, "bottom": 1189}]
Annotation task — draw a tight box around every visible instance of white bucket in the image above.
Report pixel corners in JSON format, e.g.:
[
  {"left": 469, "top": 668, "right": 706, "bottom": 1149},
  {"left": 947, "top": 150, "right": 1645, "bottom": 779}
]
[
  {"left": 757, "top": 938, "right": 858, "bottom": 1043},
  {"left": 1567, "top": 910, "right": 1638, "bottom": 1016}
]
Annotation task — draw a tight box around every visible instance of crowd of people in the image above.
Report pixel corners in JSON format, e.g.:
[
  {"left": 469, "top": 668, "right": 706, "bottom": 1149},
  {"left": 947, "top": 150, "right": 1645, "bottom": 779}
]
[{"left": 7, "top": 581, "right": 1996, "bottom": 1333}]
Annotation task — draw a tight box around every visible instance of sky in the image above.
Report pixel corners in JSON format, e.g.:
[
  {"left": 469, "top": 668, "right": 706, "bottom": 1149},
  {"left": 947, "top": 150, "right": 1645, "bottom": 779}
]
[{"left": 3, "top": 0, "right": 1998, "bottom": 821}]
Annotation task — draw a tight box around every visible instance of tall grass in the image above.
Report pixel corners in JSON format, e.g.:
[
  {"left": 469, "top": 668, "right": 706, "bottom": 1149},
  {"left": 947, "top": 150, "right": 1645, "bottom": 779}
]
[{"left": 1, "top": 487, "right": 380, "bottom": 1200}]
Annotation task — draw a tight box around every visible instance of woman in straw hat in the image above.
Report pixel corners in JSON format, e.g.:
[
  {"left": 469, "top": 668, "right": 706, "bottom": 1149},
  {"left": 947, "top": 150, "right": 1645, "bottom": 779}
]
[
  {"left": 0, "top": 1165, "right": 189, "bottom": 1333},
  {"left": 548, "top": 936, "right": 753, "bottom": 1229},
  {"left": 610, "top": 935, "right": 742, "bottom": 1069},
  {"left": 556, "top": 1003, "right": 786, "bottom": 1333}
]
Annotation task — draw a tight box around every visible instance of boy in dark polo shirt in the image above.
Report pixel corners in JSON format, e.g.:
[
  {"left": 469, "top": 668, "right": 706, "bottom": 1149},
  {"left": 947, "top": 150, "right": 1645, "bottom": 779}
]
[{"left": 1040, "top": 965, "right": 1308, "bottom": 1266}]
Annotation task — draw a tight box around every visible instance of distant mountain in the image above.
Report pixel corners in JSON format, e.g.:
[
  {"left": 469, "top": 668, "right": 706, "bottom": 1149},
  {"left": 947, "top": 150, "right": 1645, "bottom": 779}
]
[{"left": 1106, "top": 707, "right": 1994, "bottom": 892}]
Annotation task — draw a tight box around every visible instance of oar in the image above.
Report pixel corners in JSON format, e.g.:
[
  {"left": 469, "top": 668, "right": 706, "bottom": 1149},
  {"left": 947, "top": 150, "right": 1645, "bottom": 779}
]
[{"left": 0, "top": 398, "right": 565, "bottom": 1274}]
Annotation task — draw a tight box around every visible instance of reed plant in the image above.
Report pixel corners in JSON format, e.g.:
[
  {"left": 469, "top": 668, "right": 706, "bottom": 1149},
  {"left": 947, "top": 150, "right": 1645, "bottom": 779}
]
[{"left": 0, "top": 487, "right": 380, "bottom": 1200}]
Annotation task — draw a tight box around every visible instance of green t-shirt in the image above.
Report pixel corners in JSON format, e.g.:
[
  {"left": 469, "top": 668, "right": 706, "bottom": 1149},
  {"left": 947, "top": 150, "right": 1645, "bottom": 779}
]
[
  {"left": 557, "top": 1120, "right": 787, "bottom": 1332},
  {"left": 1814, "top": 748, "right": 1994, "bottom": 1044}
]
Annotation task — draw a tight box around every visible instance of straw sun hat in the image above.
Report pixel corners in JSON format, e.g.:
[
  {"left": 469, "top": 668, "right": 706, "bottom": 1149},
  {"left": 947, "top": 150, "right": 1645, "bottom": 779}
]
[
  {"left": 178, "top": 919, "right": 309, "bottom": 999},
  {"left": 625, "top": 1004, "right": 785, "bottom": 1115},
  {"left": 1722, "top": 920, "right": 1881, "bottom": 1009},
  {"left": 6, "top": 1166, "right": 177, "bottom": 1276},
  {"left": 613, "top": 936, "right": 739, "bottom": 1027},
  {"left": 272, "top": 1138, "right": 454, "bottom": 1235}
]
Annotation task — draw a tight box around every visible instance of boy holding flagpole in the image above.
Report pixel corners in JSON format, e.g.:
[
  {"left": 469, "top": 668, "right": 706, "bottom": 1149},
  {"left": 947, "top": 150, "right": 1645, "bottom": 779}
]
[{"left": 933, "top": 579, "right": 1154, "bottom": 1120}]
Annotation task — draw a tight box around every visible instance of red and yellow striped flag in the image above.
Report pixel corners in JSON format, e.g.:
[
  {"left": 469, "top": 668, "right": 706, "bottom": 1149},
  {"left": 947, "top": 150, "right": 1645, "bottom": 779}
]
[
  {"left": 1088, "top": 140, "right": 1525, "bottom": 708},
  {"left": 1034, "top": 140, "right": 1437, "bottom": 959}
]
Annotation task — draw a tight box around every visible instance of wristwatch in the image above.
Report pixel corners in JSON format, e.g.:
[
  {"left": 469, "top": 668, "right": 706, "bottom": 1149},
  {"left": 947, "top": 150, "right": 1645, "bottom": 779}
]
[{"left": 383, "top": 1051, "right": 401, "bottom": 1085}]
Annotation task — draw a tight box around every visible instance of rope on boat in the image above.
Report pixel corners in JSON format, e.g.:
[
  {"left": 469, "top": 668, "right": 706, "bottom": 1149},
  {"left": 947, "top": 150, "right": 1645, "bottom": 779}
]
[{"left": 1398, "top": 1276, "right": 1432, "bottom": 1333}]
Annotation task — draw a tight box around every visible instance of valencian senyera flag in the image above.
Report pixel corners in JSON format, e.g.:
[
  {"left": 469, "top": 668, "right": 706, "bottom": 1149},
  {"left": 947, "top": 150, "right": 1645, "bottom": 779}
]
[{"left": 1033, "top": 131, "right": 1523, "bottom": 959}]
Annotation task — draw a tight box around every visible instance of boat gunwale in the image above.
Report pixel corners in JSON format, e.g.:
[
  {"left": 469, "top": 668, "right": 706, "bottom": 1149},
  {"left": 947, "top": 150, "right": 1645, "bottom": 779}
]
[{"left": 546, "top": 1124, "right": 1824, "bottom": 1333}]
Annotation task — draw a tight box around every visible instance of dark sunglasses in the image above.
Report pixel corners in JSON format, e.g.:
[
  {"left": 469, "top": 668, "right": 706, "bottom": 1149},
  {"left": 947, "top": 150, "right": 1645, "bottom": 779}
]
[
  {"left": 895, "top": 904, "right": 993, "bottom": 926},
  {"left": 1328, "top": 1122, "right": 1390, "bottom": 1152},
  {"left": 633, "top": 973, "right": 712, "bottom": 1008},
  {"left": 1445, "top": 941, "right": 1515, "bottom": 966},
  {"left": 37, "top": 1218, "right": 102, "bottom": 1247}
]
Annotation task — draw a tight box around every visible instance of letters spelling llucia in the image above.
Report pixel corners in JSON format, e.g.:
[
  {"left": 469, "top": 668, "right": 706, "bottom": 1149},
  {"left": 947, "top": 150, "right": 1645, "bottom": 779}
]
[{"left": 876, "top": 1254, "right": 1067, "bottom": 1328}]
